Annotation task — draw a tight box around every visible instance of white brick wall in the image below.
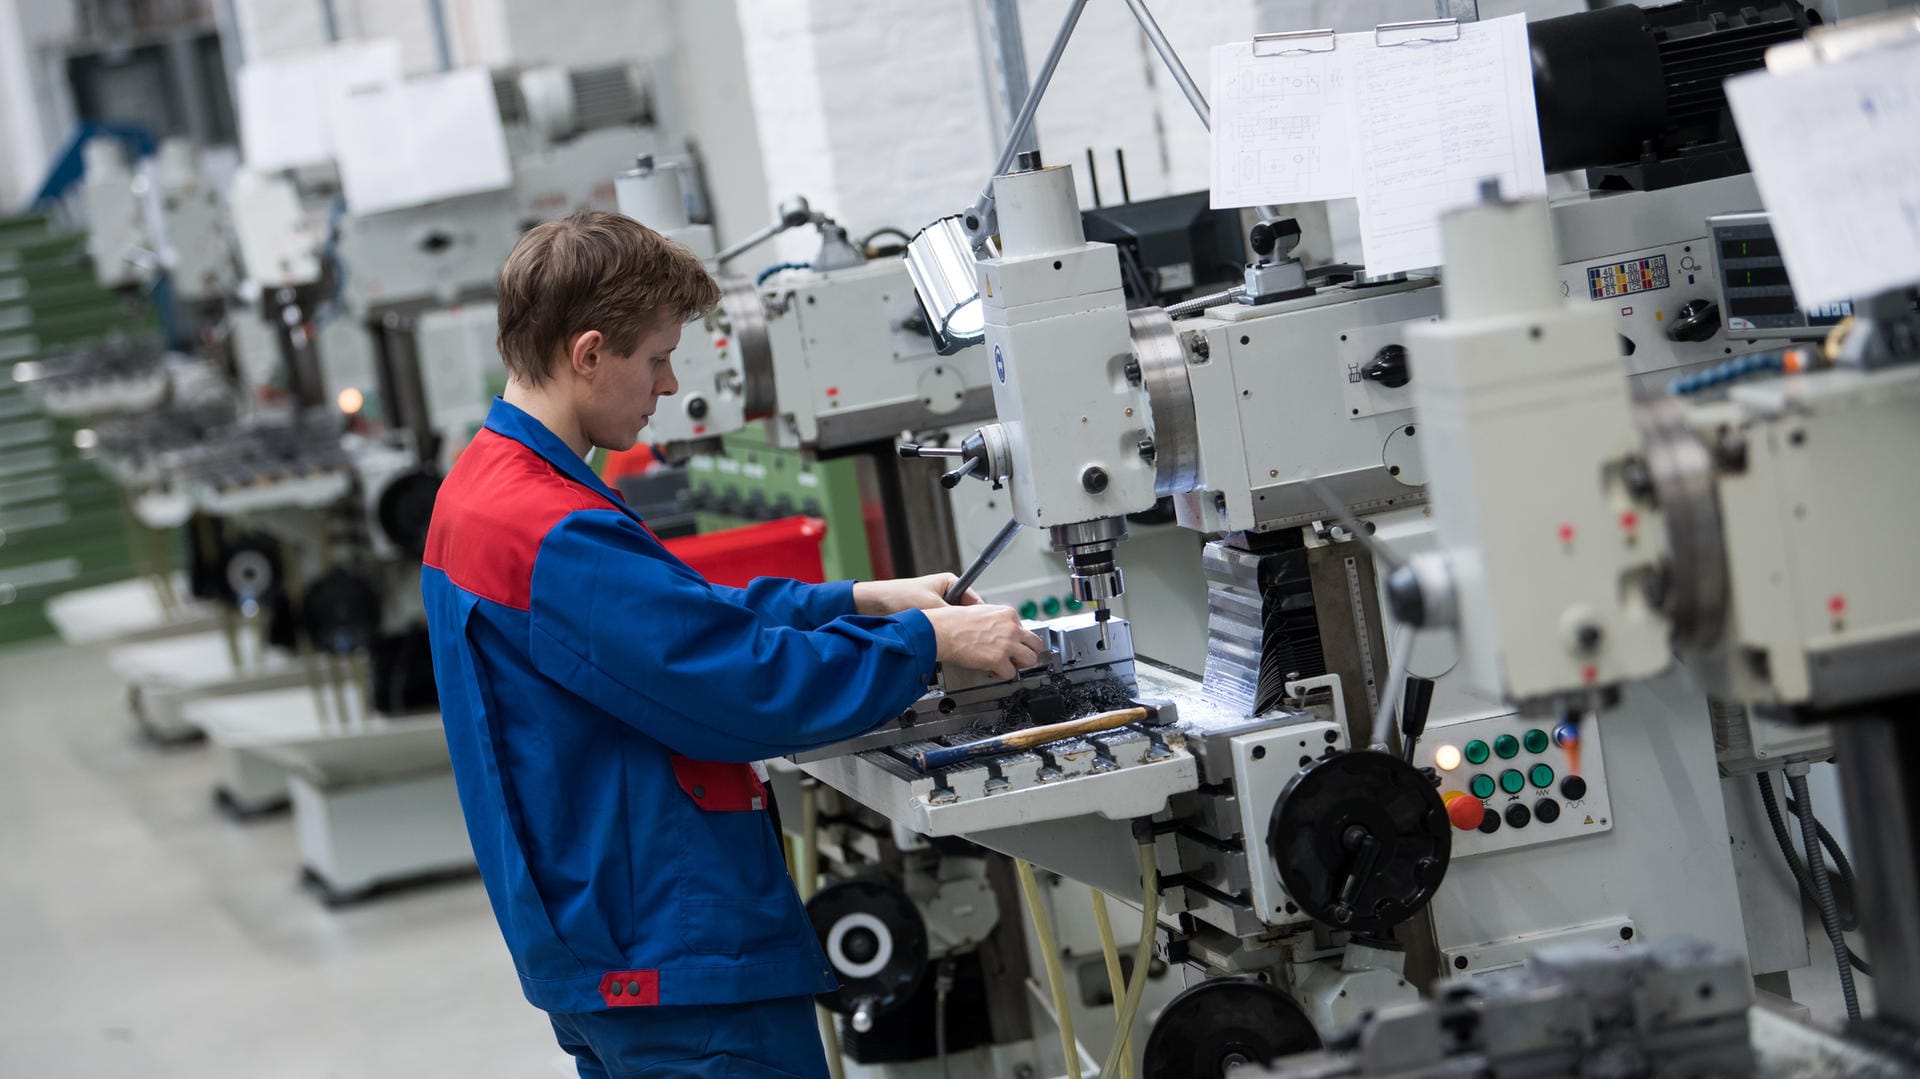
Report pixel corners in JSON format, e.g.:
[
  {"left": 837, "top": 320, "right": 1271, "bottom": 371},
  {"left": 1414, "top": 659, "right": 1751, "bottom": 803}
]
[
  {"left": 731, "top": 0, "right": 1265, "bottom": 264},
  {"left": 734, "top": 0, "right": 994, "bottom": 262}
]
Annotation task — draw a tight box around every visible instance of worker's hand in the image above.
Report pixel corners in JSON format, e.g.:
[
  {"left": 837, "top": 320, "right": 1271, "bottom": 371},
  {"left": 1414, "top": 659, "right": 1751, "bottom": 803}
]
[
  {"left": 852, "top": 573, "right": 983, "bottom": 616},
  {"left": 923, "top": 605, "right": 1046, "bottom": 681}
]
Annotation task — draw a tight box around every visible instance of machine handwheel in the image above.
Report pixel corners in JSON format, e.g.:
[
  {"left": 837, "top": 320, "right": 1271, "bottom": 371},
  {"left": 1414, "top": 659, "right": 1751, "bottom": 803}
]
[
  {"left": 376, "top": 470, "right": 442, "bottom": 560},
  {"left": 300, "top": 568, "right": 383, "bottom": 656},
  {"left": 1267, "top": 749, "right": 1451, "bottom": 935},
  {"left": 1142, "top": 978, "right": 1321, "bottom": 1079},
  {"left": 806, "top": 879, "right": 929, "bottom": 1029}
]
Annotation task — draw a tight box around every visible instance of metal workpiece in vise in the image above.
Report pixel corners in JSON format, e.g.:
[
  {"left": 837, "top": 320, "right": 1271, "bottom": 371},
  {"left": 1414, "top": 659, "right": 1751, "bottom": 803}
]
[
  {"left": 1240, "top": 217, "right": 1313, "bottom": 305},
  {"left": 788, "top": 612, "right": 1146, "bottom": 765}
]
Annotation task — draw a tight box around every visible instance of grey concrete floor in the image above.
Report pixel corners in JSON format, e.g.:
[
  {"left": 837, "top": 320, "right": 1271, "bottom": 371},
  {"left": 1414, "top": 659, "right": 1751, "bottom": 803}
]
[{"left": 0, "top": 638, "right": 560, "bottom": 1077}]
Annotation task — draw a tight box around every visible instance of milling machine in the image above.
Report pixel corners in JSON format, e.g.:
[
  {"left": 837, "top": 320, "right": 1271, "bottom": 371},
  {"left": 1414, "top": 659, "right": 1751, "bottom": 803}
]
[
  {"left": 793, "top": 2, "right": 1851, "bottom": 1076},
  {"left": 617, "top": 156, "right": 1216, "bottom": 671},
  {"left": 1252, "top": 11, "right": 1920, "bottom": 1074}
]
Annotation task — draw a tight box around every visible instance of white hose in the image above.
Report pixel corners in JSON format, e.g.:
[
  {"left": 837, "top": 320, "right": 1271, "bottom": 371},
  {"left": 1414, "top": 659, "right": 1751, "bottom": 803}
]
[
  {"left": 1016, "top": 860, "right": 1083, "bottom": 1079},
  {"left": 1091, "top": 890, "right": 1133, "bottom": 1079},
  {"left": 1099, "top": 843, "right": 1161, "bottom": 1079}
]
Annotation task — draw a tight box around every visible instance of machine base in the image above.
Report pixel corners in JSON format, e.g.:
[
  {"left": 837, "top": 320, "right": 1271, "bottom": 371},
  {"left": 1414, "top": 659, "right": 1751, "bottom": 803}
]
[{"left": 291, "top": 771, "right": 475, "bottom": 906}]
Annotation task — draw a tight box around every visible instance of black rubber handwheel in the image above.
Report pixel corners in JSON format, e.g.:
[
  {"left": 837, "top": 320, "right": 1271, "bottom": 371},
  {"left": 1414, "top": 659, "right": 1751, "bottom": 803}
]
[
  {"left": 376, "top": 470, "right": 442, "bottom": 560},
  {"left": 300, "top": 568, "right": 382, "bottom": 656},
  {"left": 806, "top": 879, "right": 928, "bottom": 1021},
  {"left": 1267, "top": 749, "right": 1451, "bottom": 935},
  {"left": 1142, "top": 978, "right": 1320, "bottom": 1079}
]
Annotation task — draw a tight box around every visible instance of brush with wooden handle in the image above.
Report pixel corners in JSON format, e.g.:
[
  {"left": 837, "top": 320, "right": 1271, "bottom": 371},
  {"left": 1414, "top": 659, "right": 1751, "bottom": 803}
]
[{"left": 911, "top": 706, "right": 1153, "bottom": 773}]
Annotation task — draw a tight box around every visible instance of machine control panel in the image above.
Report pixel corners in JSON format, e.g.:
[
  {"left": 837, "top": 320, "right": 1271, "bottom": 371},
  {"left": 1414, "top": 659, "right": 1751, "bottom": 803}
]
[
  {"left": 1556, "top": 236, "right": 1766, "bottom": 382},
  {"left": 1707, "top": 212, "right": 1853, "bottom": 340},
  {"left": 1415, "top": 714, "right": 1612, "bottom": 857}
]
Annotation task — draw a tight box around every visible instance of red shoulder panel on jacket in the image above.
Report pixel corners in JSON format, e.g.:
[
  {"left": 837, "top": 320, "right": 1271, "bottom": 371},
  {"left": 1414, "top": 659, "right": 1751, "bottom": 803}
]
[{"left": 424, "top": 429, "right": 614, "bottom": 610}]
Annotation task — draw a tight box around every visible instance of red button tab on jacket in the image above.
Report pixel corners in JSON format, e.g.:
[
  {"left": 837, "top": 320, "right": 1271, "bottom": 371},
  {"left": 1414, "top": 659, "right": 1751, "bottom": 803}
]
[{"left": 599, "top": 970, "right": 660, "bottom": 1007}]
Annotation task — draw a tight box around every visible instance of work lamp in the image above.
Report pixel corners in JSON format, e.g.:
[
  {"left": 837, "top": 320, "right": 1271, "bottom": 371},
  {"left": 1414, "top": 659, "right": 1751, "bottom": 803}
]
[{"left": 902, "top": 215, "right": 986, "bottom": 355}]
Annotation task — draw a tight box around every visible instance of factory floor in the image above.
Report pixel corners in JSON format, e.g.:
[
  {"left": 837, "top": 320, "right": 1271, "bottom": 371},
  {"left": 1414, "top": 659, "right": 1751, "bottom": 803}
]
[
  {"left": 0, "top": 638, "right": 562, "bottom": 1078},
  {"left": 0, "top": 636, "right": 1878, "bottom": 1075}
]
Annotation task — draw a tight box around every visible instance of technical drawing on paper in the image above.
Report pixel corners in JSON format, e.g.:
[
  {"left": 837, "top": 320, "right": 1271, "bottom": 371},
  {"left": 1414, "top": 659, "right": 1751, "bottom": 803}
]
[
  {"left": 1233, "top": 118, "right": 1325, "bottom": 190},
  {"left": 1210, "top": 44, "right": 1356, "bottom": 207}
]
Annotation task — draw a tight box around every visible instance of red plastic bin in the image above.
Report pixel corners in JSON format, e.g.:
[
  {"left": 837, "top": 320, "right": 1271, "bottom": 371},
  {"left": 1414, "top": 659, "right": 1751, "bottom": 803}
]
[{"left": 664, "top": 516, "right": 828, "bottom": 587}]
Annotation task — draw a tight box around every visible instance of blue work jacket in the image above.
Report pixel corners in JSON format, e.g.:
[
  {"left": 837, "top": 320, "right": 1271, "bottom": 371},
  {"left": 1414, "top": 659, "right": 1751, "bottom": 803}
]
[{"left": 422, "top": 399, "right": 937, "bottom": 1014}]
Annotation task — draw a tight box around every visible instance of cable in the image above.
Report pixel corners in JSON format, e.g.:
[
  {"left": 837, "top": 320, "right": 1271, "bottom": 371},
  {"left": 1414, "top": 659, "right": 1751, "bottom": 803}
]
[
  {"left": 1166, "top": 285, "right": 1243, "bottom": 319},
  {"left": 1016, "top": 859, "right": 1083, "bottom": 1079},
  {"left": 1667, "top": 347, "right": 1819, "bottom": 396},
  {"left": 1785, "top": 790, "right": 1860, "bottom": 920},
  {"left": 756, "top": 260, "right": 812, "bottom": 286},
  {"left": 1787, "top": 769, "right": 1860, "bottom": 1021},
  {"left": 1091, "top": 889, "right": 1134, "bottom": 1079},
  {"left": 860, "top": 226, "right": 913, "bottom": 256},
  {"left": 1099, "top": 841, "right": 1161, "bottom": 1079},
  {"left": 934, "top": 957, "right": 955, "bottom": 1079},
  {"left": 1756, "top": 775, "right": 1871, "bottom": 976},
  {"left": 1756, "top": 774, "right": 1861, "bottom": 933}
]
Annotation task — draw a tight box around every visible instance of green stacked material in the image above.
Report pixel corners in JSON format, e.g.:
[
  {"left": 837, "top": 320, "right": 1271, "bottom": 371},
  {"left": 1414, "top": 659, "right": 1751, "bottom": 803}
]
[
  {"left": 684, "top": 424, "right": 874, "bottom": 583},
  {"left": 0, "top": 215, "right": 168, "bottom": 646}
]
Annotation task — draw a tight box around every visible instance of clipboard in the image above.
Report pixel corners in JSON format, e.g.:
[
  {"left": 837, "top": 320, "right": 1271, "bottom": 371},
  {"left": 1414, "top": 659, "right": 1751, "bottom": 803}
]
[{"left": 1249, "top": 18, "right": 1464, "bottom": 57}]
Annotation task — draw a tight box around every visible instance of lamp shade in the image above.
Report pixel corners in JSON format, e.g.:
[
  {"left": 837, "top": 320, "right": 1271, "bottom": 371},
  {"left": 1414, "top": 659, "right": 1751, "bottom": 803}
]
[{"left": 903, "top": 215, "right": 985, "bottom": 354}]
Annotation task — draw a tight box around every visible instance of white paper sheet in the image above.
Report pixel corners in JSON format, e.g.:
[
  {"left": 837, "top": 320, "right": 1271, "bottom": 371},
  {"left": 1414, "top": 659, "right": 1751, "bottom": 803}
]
[
  {"left": 1207, "top": 15, "right": 1546, "bottom": 275},
  {"left": 1350, "top": 15, "right": 1547, "bottom": 274},
  {"left": 329, "top": 68, "right": 514, "bottom": 216},
  {"left": 1209, "top": 42, "right": 1356, "bottom": 206},
  {"left": 237, "top": 40, "right": 402, "bottom": 172},
  {"left": 1725, "top": 39, "right": 1920, "bottom": 308}
]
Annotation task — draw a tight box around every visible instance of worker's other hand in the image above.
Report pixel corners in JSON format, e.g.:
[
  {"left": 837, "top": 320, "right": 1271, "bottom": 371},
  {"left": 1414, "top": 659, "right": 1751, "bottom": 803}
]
[
  {"left": 923, "top": 605, "right": 1046, "bottom": 681},
  {"left": 852, "top": 573, "right": 983, "bottom": 616}
]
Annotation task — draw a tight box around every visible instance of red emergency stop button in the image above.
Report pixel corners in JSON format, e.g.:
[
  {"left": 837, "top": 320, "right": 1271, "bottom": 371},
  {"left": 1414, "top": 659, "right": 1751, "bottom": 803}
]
[{"left": 1444, "top": 791, "right": 1485, "bottom": 831}]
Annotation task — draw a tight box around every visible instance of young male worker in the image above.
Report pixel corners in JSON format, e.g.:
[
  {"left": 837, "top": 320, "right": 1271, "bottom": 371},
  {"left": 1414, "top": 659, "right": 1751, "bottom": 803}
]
[{"left": 422, "top": 210, "right": 1043, "bottom": 1078}]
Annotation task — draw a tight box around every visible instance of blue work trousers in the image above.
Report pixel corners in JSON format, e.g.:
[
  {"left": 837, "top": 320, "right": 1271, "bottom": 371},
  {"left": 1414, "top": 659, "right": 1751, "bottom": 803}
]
[{"left": 549, "top": 995, "right": 831, "bottom": 1078}]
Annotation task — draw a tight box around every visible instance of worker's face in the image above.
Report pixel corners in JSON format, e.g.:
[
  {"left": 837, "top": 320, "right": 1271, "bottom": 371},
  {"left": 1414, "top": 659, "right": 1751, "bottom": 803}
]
[{"left": 578, "top": 318, "right": 682, "bottom": 452}]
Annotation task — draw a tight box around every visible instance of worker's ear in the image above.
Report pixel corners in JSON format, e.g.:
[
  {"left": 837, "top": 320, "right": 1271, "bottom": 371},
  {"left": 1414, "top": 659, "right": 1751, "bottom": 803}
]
[{"left": 567, "top": 330, "right": 604, "bottom": 379}]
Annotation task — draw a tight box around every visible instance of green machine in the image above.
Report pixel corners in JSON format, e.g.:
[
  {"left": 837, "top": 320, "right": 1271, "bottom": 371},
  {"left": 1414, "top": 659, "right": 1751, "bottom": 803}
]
[
  {"left": 0, "top": 215, "right": 165, "bottom": 645},
  {"left": 682, "top": 424, "right": 875, "bottom": 583}
]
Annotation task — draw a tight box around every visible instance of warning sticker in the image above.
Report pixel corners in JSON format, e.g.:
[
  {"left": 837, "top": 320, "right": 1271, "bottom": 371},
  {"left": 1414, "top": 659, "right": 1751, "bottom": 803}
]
[{"left": 1586, "top": 254, "right": 1671, "bottom": 300}]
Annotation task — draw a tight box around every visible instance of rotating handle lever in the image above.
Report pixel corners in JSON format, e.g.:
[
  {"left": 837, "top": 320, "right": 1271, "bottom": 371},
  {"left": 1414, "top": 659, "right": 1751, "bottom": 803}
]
[
  {"left": 898, "top": 443, "right": 963, "bottom": 459},
  {"left": 939, "top": 458, "right": 983, "bottom": 489},
  {"left": 1399, "top": 677, "right": 1437, "bottom": 762},
  {"left": 1327, "top": 826, "right": 1384, "bottom": 927}
]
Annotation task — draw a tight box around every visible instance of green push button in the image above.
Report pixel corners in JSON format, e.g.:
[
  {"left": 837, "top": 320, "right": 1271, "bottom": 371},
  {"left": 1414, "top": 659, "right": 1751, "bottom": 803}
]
[
  {"left": 1042, "top": 596, "right": 1062, "bottom": 616},
  {"left": 1019, "top": 600, "right": 1039, "bottom": 620},
  {"left": 1494, "top": 734, "right": 1520, "bottom": 759},
  {"left": 1523, "top": 728, "right": 1550, "bottom": 754},
  {"left": 1500, "top": 769, "right": 1526, "bottom": 795},
  {"left": 1469, "top": 774, "right": 1496, "bottom": 800},
  {"left": 1065, "top": 597, "right": 1084, "bottom": 611},
  {"left": 1464, "top": 740, "right": 1491, "bottom": 765},
  {"left": 1530, "top": 763, "right": 1555, "bottom": 789}
]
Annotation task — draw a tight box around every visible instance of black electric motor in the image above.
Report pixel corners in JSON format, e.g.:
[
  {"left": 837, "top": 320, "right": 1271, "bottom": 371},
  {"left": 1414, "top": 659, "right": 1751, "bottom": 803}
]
[{"left": 1531, "top": 0, "right": 1817, "bottom": 191}]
